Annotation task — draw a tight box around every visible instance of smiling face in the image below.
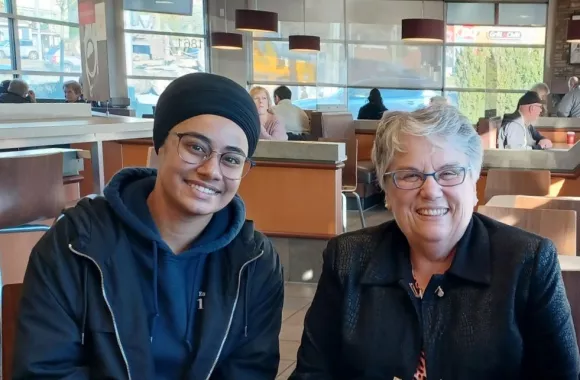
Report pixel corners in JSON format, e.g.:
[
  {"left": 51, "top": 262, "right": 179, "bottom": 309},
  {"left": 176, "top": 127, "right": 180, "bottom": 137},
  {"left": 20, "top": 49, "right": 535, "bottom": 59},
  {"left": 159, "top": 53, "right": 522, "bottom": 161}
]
[
  {"left": 385, "top": 134, "right": 477, "bottom": 248},
  {"left": 156, "top": 114, "right": 249, "bottom": 216},
  {"left": 252, "top": 90, "right": 269, "bottom": 115}
]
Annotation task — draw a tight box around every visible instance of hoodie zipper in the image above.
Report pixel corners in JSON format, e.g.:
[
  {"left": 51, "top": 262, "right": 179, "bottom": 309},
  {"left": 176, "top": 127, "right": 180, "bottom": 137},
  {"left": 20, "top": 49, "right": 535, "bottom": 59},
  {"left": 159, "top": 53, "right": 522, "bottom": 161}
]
[
  {"left": 68, "top": 244, "right": 132, "bottom": 380},
  {"left": 204, "top": 250, "right": 265, "bottom": 380}
]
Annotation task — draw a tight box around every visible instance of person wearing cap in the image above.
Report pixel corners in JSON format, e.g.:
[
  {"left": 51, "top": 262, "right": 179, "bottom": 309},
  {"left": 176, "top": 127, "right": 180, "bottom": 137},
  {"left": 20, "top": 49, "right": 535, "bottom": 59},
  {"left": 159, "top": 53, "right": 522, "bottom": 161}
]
[
  {"left": 498, "top": 91, "right": 552, "bottom": 150},
  {"left": 13, "top": 73, "right": 284, "bottom": 380}
]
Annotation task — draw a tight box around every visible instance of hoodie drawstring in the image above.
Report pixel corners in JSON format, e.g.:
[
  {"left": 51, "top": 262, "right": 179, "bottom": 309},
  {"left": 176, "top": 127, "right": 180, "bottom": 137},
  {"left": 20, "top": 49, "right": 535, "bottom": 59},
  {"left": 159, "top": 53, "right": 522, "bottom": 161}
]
[
  {"left": 150, "top": 241, "right": 159, "bottom": 343},
  {"left": 243, "top": 262, "right": 256, "bottom": 338},
  {"left": 81, "top": 262, "right": 88, "bottom": 345},
  {"left": 184, "top": 259, "right": 206, "bottom": 352}
]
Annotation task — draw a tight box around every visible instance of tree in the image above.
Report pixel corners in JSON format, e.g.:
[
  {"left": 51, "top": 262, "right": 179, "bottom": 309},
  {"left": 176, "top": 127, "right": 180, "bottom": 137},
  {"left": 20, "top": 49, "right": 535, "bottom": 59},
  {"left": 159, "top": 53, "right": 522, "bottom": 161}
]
[{"left": 453, "top": 46, "right": 544, "bottom": 123}]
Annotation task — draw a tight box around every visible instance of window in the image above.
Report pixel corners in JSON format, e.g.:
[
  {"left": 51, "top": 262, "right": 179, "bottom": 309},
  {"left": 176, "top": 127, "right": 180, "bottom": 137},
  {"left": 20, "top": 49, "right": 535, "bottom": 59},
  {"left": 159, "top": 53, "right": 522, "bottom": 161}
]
[
  {"left": 22, "top": 74, "right": 80, "bottom": 99},
  {"left": 349, "top": 88, "right": 441, "bottom": 115},
  {"left": 124, "top": 0, "right": 208, "bottom": 116},
  {"left": 252, "top": 40, "right": 345, "bottom": 85},
  {"left": 252, "top": 83, "right": 346, "bottom": 110},
  {"left": 15, "top": 0, "right": 79, "bottom": 24},
  {"left": 348, "top": 44, "right": 442, "bottom": 88},
  {"left": 20, "top": 25, "right": 81, "bottom": 73},
  {"left": 444, "top": 3, "right": 548, "bottom": 123},
  {"left": 446, "top": 3, "right": 495, "bottom": 26},
  {"left": 0, "top": 17, "right": 14, "bottom": 70}
]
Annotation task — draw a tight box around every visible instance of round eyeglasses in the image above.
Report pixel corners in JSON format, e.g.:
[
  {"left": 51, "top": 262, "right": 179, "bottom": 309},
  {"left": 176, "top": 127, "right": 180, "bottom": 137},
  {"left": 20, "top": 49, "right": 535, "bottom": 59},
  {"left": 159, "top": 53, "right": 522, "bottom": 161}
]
[
  {"left": 173, "top": 132, "right": 254, "bottom": 180},
  {"left": 384, "top": 167, "right": 468, "bottom": 190}
]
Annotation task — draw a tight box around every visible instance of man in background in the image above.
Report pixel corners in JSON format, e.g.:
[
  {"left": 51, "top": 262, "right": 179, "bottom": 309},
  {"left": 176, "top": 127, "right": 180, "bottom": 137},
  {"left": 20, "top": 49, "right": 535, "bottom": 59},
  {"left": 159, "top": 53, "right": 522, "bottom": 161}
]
[
  {"left": 272, "top": 85, "right": 310, "bottom": 140},
  {"left": 0, "top": 79, "right": 35, "bottom": 103},
  {"left": 557, "top": 76, "right": 580, "bottom": 117}
]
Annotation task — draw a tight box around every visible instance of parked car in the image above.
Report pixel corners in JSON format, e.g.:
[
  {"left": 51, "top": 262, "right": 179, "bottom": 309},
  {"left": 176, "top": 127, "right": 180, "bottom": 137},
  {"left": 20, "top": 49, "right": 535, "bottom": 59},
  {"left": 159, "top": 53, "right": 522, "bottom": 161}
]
[
  {"left": 0, "top": 40, "right": 40, "bottom": 60},
  {"left": 44, "top": 47, "right": 82, "bottom": 72}
]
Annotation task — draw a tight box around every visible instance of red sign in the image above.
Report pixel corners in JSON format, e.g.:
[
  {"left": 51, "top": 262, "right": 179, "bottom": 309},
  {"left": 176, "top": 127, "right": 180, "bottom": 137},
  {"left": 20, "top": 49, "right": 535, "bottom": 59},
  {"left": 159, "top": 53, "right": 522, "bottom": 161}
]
[{"left": 79, "top": 0, "right": 96, "bottom": 25}]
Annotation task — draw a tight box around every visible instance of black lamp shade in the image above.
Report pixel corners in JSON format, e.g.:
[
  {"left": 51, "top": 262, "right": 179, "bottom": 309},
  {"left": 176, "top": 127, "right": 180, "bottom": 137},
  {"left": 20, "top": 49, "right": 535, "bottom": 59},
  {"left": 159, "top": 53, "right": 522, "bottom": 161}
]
[
  {"left": 401, "top": 18, "right": 444, "bottom": 42},
  {"left": 568, "top": 19, "right": 580, "bottom": 43},
  {"left": 289, "top": 35, "right": 321, "bottom": 52},
  {"left": 235, "top": 9, "right": 278, "bottom": 33},
  {"left": 211, "top": 32, "right": 243, "bottom": 50}
]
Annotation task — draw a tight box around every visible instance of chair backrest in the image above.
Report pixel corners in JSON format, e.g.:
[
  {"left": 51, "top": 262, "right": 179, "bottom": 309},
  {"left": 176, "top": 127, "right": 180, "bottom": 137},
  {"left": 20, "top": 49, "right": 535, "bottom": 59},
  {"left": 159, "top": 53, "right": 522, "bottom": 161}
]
[
  {"left": 319, "top": 137, "right": 358, "bottom": 187},
  {"left": 478, "top": 205, "right": 577, "bottom": 255},
  {"left": 320, "top": 112, "right": 354, "bottom": 140},
  {"left": 2, "top": 283, "right": 23, "bottom": 380},
  {"left": 309, "top": 111, "right": 323, "bottom": 140},
  {"left": 0, "top": 152, "right": 65, "bottom": 229},
  {"left": 147, "top": 146, "right": 159, "bottom": 169},
  {"left": 476, "top": 116, "right": 501, "bottom": 149},
  {"left": 484, "top": 169, "right": 551, "bottom": 204}
]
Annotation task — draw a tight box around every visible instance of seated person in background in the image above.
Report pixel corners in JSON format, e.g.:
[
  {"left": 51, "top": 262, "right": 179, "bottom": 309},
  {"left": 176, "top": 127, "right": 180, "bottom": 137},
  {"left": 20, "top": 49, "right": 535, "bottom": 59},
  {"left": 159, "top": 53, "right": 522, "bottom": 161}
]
[
  {"left": 429, "top": 95, "right": 449, "bottom": 106},
  {"left": 0, "top": 78, "right": 35, "bottom": 103},
  {"left": 0, "top": 79, "right": 10, "bottom": 94},
  {"left": 290, "top": 105, "right": 580, "bottom": 380},
  {"left": 531, "top": 82, "right": 550, "bottom": 116},
  {"left": 558, "top": 77, "right": 580, "bottom": 117},
  {"left": 357, "top": 88, "right": 387, "bottom": 120},
  {"left": 250, "top": 86, "right": 288, "bottom": 141},
  {"left": 13, "top": 73, "right": 284, "bottom": 379},
  {"left": 498, "top": 91, "right": 552, "bottom": 150},
  {"left": 63, "top": 80, "right": 85, "bottom": 103},
  {"left": 272, "top": 85, "right": 310, "bottom": 140}
]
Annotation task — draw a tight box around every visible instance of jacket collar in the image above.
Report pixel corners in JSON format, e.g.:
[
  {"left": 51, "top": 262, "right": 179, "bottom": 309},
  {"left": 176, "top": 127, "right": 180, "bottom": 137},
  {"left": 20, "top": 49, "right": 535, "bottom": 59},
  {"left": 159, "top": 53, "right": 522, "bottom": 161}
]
[{"left": 360, "top": 215, "right": 491, "bottom": 286}]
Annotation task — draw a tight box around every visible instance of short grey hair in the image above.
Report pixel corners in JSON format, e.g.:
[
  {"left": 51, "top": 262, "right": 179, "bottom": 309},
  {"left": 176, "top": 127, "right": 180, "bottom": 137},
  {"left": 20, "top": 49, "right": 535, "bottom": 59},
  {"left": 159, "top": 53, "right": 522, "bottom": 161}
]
[
  {"left": 531, "top": 82, "right": 550, "bottom": 95},
  {"left": 7, "top": 79, "right": 29, "bottom": 97},
  {"left": 372, "top": 105, "right": 483, "bottom": 190},
  {"left": 63, "top": 80, "right": 82, "bottom": 95},
  {"left": 569, "top": 76, "right": 579, "bottom": 91}
]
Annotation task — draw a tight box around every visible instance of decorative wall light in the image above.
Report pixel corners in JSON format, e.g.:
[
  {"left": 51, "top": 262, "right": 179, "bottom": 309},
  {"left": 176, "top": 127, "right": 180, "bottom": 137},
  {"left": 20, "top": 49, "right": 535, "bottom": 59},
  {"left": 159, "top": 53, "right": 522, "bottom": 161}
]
[
  {"left": 235, "top": 9, "right": 278, "bottom": 33},
  {"left": 289, "top": 0, "right": 320, "bottom": 52},
  {"left": 401, "top": 1, "right": 444, "bottom": 42}
]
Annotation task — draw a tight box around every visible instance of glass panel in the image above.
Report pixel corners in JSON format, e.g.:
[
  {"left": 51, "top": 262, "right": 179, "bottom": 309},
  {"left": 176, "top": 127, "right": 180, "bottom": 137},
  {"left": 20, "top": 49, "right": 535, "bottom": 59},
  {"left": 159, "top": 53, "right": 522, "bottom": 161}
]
[
  {"left": 255, "top": 0, "right": 344, "bottom": 40},
  {"left": 498, "top": 4, "right": 547, "bottom": 26},
  {"left": 0, "top": 17, "right": 14, "bottom": 70},
  {"left": 20, "top": 24, "right": 80, "bottom": 73},
  {"left": 346, "top": 0, "right": 443, "bottom": 42},
  {"left": 348, "top": 44, "right": 443, "bottom": 88},
  {"left": 446, "top": 3, "right": 495, "bottom": 26},
  {"left": 252, "top": 41, "right": 346, "bottom": 85},
  {"left": 446, "top": 90, "right": 524, "bottom": 123},
  {"left": 349, "top": 88, "right": 442, "bottom": 115},
  {"left": 124, "top": 0, "right": 205, "bottom": 35},
  {"left": 445, "top": 46, "right": 544, "bottom": 91},
  {"left": 21, "top": 75, "right": 80, "bottom": 100},
  {"left": 446, "top": 25, "right": 546, "bottom": 45},
  {"left": 126, "top": 33, "right": 207, "bottom": 77},
  {"left": 16, "top": 0, "right": 79, "bottom": 24},
  {"left": 128, "top": 78, "right": 172, "bottom": 117},
  {"left": 0, "top": 0, "right": 5, "bottom": 13},
  {"left": 253, "top": 84, "right": 346, "bottom": 110}
]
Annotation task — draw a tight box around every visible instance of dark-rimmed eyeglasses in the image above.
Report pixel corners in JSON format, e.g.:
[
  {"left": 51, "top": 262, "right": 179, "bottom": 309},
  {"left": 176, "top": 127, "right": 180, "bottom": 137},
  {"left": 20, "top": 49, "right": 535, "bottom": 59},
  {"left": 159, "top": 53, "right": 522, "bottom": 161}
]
[
  {"left": 173, "top": 132, "right": 255, "bottom": 180},
  {"left": 384, "top": 167, "right": 468, "bottom": 190}
]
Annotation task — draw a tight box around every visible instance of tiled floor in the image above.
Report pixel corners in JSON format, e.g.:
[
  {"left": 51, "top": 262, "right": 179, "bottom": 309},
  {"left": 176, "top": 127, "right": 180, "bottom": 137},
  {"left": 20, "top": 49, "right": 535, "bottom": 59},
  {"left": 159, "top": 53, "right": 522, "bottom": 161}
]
[{"left": 276, "top": 208, "right": 393, "bottom": 378}]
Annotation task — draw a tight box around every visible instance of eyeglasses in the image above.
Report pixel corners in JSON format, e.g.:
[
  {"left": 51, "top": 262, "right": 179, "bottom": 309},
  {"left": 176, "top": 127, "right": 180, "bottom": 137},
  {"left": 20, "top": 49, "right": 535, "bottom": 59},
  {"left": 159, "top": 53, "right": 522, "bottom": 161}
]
[
  {"left": 173, "top": 133, "right": 255, "bottom": 180},
  {"left": 384, "top": 167, "right": 468, "bottom": 190}
]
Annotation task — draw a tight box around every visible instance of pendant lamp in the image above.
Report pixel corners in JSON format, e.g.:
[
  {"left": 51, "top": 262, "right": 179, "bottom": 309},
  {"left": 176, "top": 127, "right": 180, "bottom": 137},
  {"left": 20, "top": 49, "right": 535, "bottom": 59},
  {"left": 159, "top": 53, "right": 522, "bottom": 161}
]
[
  {"left": 401, "top": 1, "right": 444, "bottom": 42},
  {"left": 211, "top": 0, "right": 243, "bottom": 50},
  {"left": 289, "top": 0, "right": 320, "bottom": 52},
  {"left": 235, "top": 9, "right": 278, "bottom": 33},
  {"left": 567, "top": 18, "right": 580, "bottom": 43}
]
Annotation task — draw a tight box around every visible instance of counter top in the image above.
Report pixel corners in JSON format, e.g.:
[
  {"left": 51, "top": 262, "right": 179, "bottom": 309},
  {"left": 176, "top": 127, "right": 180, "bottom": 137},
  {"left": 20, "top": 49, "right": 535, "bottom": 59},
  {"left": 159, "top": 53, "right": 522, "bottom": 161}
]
[
  {"left": 247, "top": 140, "right": 347, "bottom": 164},
  {"left": 535, "top": 117, "right": 580, "bottom": 129},
  {"left": 0, "top": 115, "right": 153, "bottom": 149}
]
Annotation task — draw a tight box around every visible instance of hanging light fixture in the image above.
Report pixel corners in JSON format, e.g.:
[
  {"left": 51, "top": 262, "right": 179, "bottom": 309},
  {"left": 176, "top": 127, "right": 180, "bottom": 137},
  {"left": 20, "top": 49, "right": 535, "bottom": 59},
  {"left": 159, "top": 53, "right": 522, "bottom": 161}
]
[
  {"left": 289, "top": 0, "right": 320, "bottom": 52},
  {"left": 211, "top": 0, "right": 243, "bottom": 49},
  {"left": 567, "top": 17, "right": 580, "bottom": 43},
  {"left": 235, "top": 9, "right": 278, "bottom": 33},
  {"left": 401, "top": 1, "right": 444, "bottom": 42}
]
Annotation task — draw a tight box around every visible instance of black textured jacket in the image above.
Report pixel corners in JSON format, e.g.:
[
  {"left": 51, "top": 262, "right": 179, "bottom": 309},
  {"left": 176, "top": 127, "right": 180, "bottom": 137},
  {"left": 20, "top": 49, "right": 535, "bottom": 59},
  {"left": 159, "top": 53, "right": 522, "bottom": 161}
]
[{"left": 290, "top": 214, "right": 580, "bottom": 380}]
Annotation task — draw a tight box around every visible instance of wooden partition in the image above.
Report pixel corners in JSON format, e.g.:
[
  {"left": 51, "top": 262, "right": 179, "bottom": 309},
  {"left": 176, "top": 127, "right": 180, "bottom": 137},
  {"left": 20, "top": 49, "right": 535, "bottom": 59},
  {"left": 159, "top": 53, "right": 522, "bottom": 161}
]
[
  {"left": 483, "top": 169, "right": 551, "bottom": 203},
  {"left": 477, "top": 116, "right": 501, "bottom": 149}
]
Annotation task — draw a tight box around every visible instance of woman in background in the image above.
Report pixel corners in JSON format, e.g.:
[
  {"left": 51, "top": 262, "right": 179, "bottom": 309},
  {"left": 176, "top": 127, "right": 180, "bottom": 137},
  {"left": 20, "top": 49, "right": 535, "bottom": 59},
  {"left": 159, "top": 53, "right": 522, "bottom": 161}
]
[
  {"left": 357, "top": 88, "right": 388, "bottom": 120},
  {"left": 249, "top": 86, "right": 288, "bottom": 141},
  {"left": 531, "top": 83, "right": 550, "bottom": 116}
]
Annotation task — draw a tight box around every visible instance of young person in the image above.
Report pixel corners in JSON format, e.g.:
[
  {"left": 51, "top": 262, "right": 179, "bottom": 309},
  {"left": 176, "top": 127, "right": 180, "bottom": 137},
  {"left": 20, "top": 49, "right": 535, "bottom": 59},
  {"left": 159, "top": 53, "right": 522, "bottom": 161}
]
[{"left": 13, "top": 73, "right": 284, "bottom": 380}]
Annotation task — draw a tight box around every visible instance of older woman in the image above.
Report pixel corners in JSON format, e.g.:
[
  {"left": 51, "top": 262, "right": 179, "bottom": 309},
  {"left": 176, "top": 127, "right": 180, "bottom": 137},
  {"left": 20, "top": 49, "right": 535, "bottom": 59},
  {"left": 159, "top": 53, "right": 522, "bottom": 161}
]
[
  {"left": 249, "top": 86, "right": 288, "bottom": 141},
  {"left": 290, "top": 106, "right": 580, "bottom": 380},
  {"left": 63, "top": 80, "right": 84, "bottom": 103},
  {"left": 531, "top": 82, "right": 550, "bottom": 116}
]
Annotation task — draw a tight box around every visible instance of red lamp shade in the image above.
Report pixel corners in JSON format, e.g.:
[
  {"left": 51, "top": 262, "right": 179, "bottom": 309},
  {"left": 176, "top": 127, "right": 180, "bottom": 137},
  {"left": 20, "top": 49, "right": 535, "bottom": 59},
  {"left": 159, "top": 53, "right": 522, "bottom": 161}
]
[
  {"left": 567, "top": 19, "right": 580, "bottom": 43},
  {"left": 289, "top": 35, "right": 320, "bottom": 52},
  {"left": 401, "top": 18, "right": 444, "bottom": 42},
  {"left": 211, "top": 32, "right": 243, "bottom": 50},
  {"left": 235, "top": 9, "right": 278, "bottom": 33}
]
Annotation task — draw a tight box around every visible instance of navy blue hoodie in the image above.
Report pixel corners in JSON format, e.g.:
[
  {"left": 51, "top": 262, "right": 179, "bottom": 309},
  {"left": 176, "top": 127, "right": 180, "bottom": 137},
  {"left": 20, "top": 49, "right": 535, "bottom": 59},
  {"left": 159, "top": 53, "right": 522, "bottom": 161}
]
[{"left": 104, "top": 168, "right": 246, "bottom": 379}]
